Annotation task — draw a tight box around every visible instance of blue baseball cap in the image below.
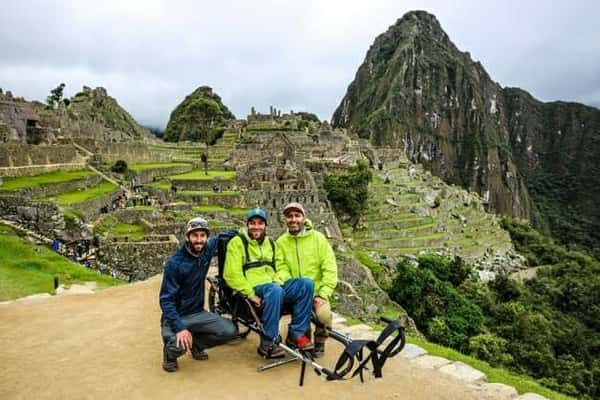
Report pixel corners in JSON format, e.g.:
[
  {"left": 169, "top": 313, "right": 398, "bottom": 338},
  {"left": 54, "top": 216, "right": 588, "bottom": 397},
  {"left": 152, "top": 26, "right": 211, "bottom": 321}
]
[{"left": 246, "top": 208, "right": 268, "bottom": 223}]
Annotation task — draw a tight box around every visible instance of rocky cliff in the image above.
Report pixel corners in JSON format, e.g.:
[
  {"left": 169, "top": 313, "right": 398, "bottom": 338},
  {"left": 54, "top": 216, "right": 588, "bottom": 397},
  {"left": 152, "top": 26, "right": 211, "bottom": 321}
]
[
  {"left": 332, "top": 10, "right": 600, "bottom": 258},
  {"left": 1, "top": 86, "right": 152, "bottom": 144}
]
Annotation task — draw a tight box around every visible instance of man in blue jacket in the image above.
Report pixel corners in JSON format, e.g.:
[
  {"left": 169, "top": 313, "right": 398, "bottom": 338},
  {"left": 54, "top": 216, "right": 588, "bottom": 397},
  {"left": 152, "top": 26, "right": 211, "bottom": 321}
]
[{"left": 159, "top": 217, "right": 238, "bottom": 372}]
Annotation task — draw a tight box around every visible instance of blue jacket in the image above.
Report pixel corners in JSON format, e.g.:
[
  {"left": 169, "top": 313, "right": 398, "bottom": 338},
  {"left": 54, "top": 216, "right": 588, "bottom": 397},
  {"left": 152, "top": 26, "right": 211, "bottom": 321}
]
[{"left": 159, "top": 236, "right": 219, "bottom": 333}]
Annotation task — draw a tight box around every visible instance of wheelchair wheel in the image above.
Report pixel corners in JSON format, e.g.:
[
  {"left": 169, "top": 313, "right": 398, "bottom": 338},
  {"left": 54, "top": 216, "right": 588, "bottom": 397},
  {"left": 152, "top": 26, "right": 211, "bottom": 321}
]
[{"left": 208, "top": 285, "right": 217, "bottom": 313}]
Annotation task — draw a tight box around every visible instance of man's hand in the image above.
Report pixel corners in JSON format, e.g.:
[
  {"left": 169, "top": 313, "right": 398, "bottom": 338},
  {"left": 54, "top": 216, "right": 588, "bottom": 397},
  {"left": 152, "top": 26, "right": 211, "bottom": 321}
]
[
  {"left": 176, "top": 329, "right": 193, "bottom": 351},
  {"left": 314, "top": 296, "right": 326, "bottom": 309},
  {"left": 249, "top": 294, "right": 262, "bottom": 308}
]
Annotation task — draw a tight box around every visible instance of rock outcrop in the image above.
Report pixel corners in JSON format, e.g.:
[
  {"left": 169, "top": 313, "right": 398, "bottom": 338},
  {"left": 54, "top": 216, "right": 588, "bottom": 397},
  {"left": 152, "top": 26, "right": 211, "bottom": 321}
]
[
  {"left": 332, "top": 10, "right": 600, "bottom": 258},
  {"left": 164, "top": 86, "right": 235, "bottom": 142}
]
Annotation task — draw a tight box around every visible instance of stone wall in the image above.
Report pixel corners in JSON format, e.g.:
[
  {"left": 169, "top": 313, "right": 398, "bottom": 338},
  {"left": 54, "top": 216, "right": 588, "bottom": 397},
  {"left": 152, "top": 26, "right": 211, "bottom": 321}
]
[
  {"left": 0, "top": 144, "right": 80, "bottom": 168},
  {"left": 0, "top": 162, "right": 86, "bottom": 178},
  {"left": 171, "top": 178, "right": 236, "bottom": 191},
  {"left": 13, "top": 175, "right": 104, "bottom": 198},
  {"left": 176, "top": 192, "right": 244, "bottom": 208},
  {"left": 0, "top": 195, "right": 65, "bottom": 238},
  {"left": 70, "top": 190, "right": 124, "bottom": 221},
  {"left": 0, "top": 97, "right": 39, "bottom": 142},
  {"left": 97, "top": 235, "right": 179, "bottom": 281},
  {"left": 75, "top": 139, "right": 168, "bottom": 163},
  {"left": 130, "top": 165, "right": 193, "bottom": 184}
]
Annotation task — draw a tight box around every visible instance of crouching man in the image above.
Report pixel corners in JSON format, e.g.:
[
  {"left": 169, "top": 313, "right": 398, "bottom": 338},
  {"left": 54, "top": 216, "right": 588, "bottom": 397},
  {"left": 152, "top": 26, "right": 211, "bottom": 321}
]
[{"left": 159, "top": 217, "right": 238, "bottom": 372}]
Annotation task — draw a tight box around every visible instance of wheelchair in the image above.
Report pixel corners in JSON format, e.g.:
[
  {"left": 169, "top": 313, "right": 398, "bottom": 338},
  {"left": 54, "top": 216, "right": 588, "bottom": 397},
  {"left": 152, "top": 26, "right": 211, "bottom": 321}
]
[{"left": 207, "top": 236, "right": 406, "bottom": 386}]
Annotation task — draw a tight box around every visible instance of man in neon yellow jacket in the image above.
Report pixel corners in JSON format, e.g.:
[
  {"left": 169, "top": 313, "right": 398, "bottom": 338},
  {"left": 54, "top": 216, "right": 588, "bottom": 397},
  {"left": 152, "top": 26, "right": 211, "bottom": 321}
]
[
  {"left": 224, "top": 208, "right": 314, "bottom": 359},
  {"left": 276, "top": 202, "right": 338, "bottom": 357}
]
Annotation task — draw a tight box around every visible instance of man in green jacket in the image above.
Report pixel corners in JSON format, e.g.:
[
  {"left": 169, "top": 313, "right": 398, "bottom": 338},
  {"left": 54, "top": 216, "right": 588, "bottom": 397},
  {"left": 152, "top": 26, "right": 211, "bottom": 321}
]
[
  {"left": 276, "top": 202, "right": 338, "bottom": 357},
  {"left": 224, "top": 208, "right": 314, "bottom": 359}
]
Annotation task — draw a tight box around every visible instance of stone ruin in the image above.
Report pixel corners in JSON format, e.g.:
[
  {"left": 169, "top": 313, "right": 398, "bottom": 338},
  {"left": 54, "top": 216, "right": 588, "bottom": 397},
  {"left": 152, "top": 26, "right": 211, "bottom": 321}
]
[{"left": 233, "top": 132, "right": 342, "bottom": 238}]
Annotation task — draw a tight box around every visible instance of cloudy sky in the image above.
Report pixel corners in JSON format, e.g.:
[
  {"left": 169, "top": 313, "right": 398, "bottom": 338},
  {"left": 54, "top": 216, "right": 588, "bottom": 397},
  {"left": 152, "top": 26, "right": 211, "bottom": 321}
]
[{"left": 1, "top": 1, "right": 599, "bottom": 129}]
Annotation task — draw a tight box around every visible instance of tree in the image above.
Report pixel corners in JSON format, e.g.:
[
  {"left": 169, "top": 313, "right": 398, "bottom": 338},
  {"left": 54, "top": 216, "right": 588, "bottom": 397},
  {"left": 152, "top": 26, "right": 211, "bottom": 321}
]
[
  {"left": 111, "top": 160, "right": 128, "bottom": 173},
  {"left": 324, "top": 160, "right": 372, "bottom": 228},
  {"left": 186, "top": 98, "right": 223, "bottom": 140},
  {"left": 46, "top": 83, "right": 66, "bottom": 109}
]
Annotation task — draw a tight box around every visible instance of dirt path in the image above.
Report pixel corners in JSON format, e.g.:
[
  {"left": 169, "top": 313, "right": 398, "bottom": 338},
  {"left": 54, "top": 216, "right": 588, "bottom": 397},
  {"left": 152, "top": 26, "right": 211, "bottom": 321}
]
[{"left": 0, "top": 276, "right": 499, "bottom": 400}]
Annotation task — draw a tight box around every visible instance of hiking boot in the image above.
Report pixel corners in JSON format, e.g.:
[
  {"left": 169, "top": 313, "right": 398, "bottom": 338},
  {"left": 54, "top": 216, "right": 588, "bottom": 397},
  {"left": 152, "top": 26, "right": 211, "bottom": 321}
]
[
  {"left": 191, "top": 348, "right": 209, "bottom": 361},
  {"left": 162, "top": 346, "right": 178, "bottom": 372},
  {"left": 313, "top": 342, "right": 325, "bottom": 358},
  {"left": 286, "top": 335, "right": 314, "bottom": 351},
  {"left": 257, "top": 343, "right": 286, "bottom": 359}
]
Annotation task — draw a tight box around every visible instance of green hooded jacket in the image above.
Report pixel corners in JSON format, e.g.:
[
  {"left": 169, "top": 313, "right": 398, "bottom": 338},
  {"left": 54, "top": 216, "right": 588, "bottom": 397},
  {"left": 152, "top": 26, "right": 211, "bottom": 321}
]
[
  {"left": 276, "top": 219, "right": 338, "bottom": 300},
  {"left": 223, "top": 229, "right": 285, "bottom": 298}
]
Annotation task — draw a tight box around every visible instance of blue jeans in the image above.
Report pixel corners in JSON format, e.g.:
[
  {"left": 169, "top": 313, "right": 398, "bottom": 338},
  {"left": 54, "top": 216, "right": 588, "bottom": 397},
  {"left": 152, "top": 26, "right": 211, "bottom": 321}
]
[
  {"left": 161, "top": 311, "right": 238, "bottom": 359},
  {"left": 254, "top": 278, "right": 314, "bottom": 346}
]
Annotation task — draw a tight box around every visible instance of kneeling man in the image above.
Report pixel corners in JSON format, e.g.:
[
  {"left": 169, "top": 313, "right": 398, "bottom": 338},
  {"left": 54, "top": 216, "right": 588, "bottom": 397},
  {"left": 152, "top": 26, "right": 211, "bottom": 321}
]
[{"left": 159, "top": 217, "right": 238, "bottom": 372}]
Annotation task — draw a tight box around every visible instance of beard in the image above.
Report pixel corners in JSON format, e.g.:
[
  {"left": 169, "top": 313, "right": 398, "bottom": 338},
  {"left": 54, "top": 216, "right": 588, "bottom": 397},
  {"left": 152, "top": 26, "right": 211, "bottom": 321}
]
[
  {"left": 187, "top": 240, "right": 206, "bottom": 254},
  {"left": 248, "top": 229, "right": 266, "bottom": 241},
  {"left": 287, "top": 223, "right": 302, "bottom": 234}
]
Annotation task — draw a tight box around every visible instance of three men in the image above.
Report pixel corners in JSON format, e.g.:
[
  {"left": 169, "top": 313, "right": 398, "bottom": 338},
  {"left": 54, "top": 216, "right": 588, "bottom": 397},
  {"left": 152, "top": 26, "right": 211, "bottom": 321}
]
[
  {"left": 276, "top": 202, "right": 338, "bottom": 357},
  {"left": 159, "top": 217, "right": 238, "bottom": 372},
  {"left": 223, "top": 208, "right": 315, "bottom": 358}
]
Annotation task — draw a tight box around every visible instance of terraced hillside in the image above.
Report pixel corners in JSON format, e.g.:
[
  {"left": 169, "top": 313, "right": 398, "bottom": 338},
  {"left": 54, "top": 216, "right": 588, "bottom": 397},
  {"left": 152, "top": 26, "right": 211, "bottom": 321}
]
[{"left": 344, "top": 153, "right": 523, "bottom": 278}]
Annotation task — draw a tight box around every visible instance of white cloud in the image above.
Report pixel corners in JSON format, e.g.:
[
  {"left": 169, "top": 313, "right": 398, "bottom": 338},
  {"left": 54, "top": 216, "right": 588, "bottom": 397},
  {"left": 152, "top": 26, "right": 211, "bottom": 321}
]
[{"left": 1, "top": 0, "right": 599, "bottom": 128}]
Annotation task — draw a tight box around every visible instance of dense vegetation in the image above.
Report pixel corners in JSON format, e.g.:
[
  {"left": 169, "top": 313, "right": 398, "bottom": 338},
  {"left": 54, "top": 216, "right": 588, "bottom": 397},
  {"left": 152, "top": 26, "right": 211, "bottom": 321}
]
[
  {"left": 164, "top": 86, "right": 234, "bottom": 143},
  {"left": 324, "top": 160, "right": 372, "bottom": 228},
  {"left": 386, "top": 219, "right": 600, "bottom": 399}
]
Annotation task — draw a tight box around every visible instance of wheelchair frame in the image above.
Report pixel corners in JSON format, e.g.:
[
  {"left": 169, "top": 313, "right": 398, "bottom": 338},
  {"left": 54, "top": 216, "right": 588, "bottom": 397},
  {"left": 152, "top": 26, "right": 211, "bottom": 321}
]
[{"left": 207, "top": 260, "right": 406, "bottom": 386}]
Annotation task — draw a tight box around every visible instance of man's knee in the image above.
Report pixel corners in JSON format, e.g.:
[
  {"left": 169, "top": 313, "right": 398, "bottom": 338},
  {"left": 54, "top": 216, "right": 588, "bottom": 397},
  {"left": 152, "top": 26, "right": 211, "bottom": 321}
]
[
  {"left": 220, "top": 319, "right": 238, "bottom": 339},
  {"left": 315, "top": 301, "right": 332, "bottom": 326},
  {"left": 262, "top": 283, "right": 284, "bottom": 300},
  {"left": 299, "top": 277, "right": 314, "bottom": 292}
]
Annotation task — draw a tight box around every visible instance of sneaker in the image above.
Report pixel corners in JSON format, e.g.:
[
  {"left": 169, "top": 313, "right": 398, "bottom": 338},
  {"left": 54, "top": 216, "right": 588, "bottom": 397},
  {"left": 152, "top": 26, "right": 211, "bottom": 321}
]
[
  {"left": 257, "top": 343, "right": 286, "bottom": 359},
  {"left": 191, "top": 348, "right": 209, "bottom": 361},
  {"left": 313, "top": 342, "right": 325, "bottom": 358},
  {"left": 162, "top": 346, "right": 178, "bottom": 372},
  {"left": 286, "top": 335, "right": 314, "bottom": 351}
]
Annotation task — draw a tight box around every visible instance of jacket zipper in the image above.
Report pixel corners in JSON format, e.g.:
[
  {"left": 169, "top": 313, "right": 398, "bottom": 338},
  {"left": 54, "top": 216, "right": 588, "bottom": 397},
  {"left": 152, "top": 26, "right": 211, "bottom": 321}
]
[{"left": 294, "top": 237, "right": 302, "bottom": 277}]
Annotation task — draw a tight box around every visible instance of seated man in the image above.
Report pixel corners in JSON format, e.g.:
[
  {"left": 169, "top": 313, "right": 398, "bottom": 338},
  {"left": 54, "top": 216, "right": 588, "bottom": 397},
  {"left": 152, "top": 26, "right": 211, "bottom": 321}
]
[
  {"left": 224, "top": 208, "right": 314, "bottom": 358},
  {"left": 159, "top": 217, "right": 238, "bottom": 372}
]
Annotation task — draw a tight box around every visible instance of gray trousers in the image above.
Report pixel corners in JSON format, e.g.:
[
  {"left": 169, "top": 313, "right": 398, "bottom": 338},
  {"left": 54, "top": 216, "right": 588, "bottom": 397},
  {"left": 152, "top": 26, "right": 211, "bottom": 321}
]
[{"left": 162, "top": 311, "right": 238, "bottom": 359}]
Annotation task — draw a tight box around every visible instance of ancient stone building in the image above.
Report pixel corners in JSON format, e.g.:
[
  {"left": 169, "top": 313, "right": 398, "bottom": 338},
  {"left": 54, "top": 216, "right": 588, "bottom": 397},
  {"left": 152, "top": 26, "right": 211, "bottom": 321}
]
[
  {"left": 0, "top": 91, "right": 45, "bottom": 143},
  {"left": 233, "top": 131, "right": 341, "bottom": 237}
]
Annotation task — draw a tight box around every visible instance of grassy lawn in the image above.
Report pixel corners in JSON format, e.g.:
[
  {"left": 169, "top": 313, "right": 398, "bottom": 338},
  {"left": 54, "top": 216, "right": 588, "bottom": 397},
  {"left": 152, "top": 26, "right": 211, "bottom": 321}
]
[
  {"left": 0, "top": 225, "right": 123, "bottom": 301},
  {"left": 129, "top": 205, "right": 157, "bottom": 211},
  {"left": 128, "top": 162, "right": 191, "bottom": 172},
  {"left": 0, "top": 170, "right": 96, "bottom": 191},
  {"left": 191, "top": 205, "right": 228, "bottom": 213},
  {"left": 148, "top": 180, "right": 171, "bottom": 190},
  {"left": 170, "top": 169, "right": 236, "bottom": 180},
  {"left": 94, "top": 215, "right": 146, "bottom": 239},
  {"left": 51, "top": 181, "right": 118, "bottom": 205}
]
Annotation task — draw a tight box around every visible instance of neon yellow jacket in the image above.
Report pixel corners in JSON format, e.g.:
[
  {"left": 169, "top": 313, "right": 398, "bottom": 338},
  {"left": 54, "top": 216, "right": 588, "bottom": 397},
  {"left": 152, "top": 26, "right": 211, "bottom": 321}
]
[
  {"left": 276, "top": 219, "right": 338, "bottom": 300},
  {"left": 223, "top": 229, "right": 285, "bottom": 298}
]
